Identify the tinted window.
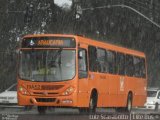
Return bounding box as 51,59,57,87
133,57,146,78
117,53,125,75
133,57,141,77
88,46,98,72
106,50,116,74
97,48,106,73
126,55,134,76
140,58,146,78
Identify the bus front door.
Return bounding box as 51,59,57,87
77,48,89,107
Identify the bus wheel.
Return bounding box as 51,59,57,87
37,106,47,114
125,93,132,113
154,103,159,111
88,93,97,114
79,108,88,114
115,107,123,113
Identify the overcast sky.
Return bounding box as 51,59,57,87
54,0,72,8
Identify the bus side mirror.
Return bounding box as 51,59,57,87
78,51,83,59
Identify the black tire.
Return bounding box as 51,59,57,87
115,107,123,113
24,106,33,111
155,103,159,111
48,106,55,111
88,93,97,114
79,108,88,114
124,93,132,113
37,106,47,114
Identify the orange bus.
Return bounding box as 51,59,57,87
17,34,147,114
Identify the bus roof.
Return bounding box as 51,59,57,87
76,35,145,57
23,34,75,38
23,34,145,57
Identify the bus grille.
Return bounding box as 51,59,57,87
41,85,64,90
33,92,58,95
36,98,56,102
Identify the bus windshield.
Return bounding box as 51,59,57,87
19,49,76,82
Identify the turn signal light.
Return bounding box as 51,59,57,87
19,86,30,95
62,86,75,96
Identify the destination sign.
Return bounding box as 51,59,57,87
22,37,76,48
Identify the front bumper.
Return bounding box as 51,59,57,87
144,103,155,109
0,99,17,105
18,93,77,107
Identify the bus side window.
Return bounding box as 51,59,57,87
126,55,134,77
133,57,146,78
133,56,141,77
88,46,98,72
97,48,106,73
117,53,125,75
106,50,116,74
78,49,88,78
140,58,146,78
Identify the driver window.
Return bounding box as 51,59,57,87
78,49,88,78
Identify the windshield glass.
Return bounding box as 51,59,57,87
19,49,76,82
147,90,157,97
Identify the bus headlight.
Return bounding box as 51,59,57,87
19,86,30,95
62,86,75,96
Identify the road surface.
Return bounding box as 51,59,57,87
0,106,160,120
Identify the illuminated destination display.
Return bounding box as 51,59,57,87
22,37,76,48
37,40,64,46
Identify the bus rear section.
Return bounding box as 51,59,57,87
76,36,147,113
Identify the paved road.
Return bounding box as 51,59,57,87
0,106,160,120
